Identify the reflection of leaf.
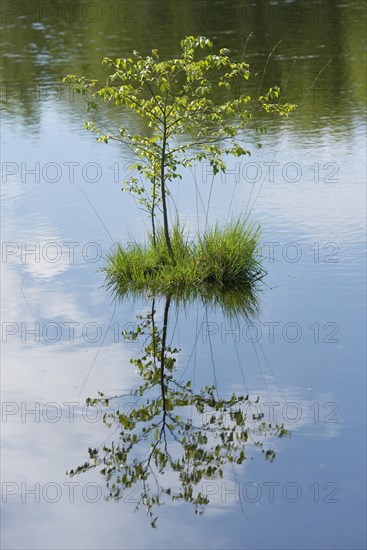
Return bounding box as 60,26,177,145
151,517,158,528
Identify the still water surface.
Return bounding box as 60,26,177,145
1,1,366,548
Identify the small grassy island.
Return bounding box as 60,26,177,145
65,36,294,293
106,221,263,293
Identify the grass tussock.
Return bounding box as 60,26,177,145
104,220,265,296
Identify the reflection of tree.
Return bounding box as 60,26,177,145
68,295,289,527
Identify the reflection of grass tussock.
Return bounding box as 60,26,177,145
104,221,265,317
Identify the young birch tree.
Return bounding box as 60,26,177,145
65,36,294,256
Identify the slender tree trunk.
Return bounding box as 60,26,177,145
160,123,173,257
151,177,157,247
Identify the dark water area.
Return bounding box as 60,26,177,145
1,1,366,548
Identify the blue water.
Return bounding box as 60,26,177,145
1,1,366,548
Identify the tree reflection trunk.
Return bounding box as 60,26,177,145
160,295,171,444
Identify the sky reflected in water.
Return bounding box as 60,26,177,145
1,1,366,548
